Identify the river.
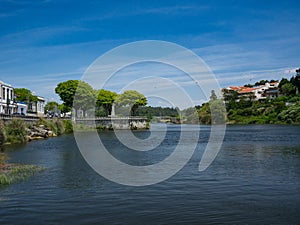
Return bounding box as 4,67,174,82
0,124,299,224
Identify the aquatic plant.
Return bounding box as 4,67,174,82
0,153,6,164
0,164,44,186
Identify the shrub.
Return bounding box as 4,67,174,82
36,118,65,135
5,119,27,144
62,120,73,133
0,121,6,146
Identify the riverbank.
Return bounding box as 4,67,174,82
0,118,72,185
0,118,73,146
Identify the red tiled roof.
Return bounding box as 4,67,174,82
238,87,258,94
228,86,241,91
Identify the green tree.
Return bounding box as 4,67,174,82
44,101,59,113
255,80,269,86
197,103,211,124
58,104,71,115
280,83,296,96
73,81,96,117
55,80,79,109
14,88,38,103
55,80,95,117
290,74,300,93
115,90,147,116
96,89,117,116
210,99,226,124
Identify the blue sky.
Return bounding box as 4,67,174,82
0,0,299,107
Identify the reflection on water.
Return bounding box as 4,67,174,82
0,125,299,224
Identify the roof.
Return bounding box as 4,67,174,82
238,87,258,94
228,86,241,91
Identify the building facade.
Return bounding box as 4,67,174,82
27,96,45,117
225,82,279,101
0,81,16,114
16,102,27,115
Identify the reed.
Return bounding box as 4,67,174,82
0,164,44,186
5,119,27,144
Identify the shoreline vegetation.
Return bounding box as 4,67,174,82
0,152,44,186
1,70,300,185
0,118,74,146
0,118,73,186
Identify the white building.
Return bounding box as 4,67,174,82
27,96,45,117
0,81,16,114
16,102,27,115
226,82,279,101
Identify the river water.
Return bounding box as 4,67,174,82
0,124,299,224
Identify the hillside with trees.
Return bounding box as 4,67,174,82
184,69,300,125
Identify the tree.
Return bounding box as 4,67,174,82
279,78,290,89
115,90,147,116
44,101,59,112
59,104,71,115
73,81,96,117
96,89,117,116
55,80,95,117
290,74,300,93
14,88,38,103
210,99,226,124
255,80,269,86
280,83,296,96
55,80,79,109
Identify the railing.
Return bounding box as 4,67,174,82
0,114,147,121
0,114,42,121
75,116,148,121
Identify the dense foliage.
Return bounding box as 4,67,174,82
115,90,147,116
182,74,300,125
14,88,38,103
55,81,147,117
95,89,117,117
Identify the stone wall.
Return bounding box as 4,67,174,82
75,117,149,130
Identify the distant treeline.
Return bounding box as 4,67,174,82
135,106,179,117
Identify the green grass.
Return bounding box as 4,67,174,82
4,119,27,144
0,164,44,186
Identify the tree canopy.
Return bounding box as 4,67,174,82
44,101,59,112
14,88,38,103
115,90,147,116
55,80,95,116
96,89,117,116
55,80,79,109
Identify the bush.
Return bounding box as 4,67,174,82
62,120,73,134
36,118,65,135
0,121,6,146
5,119,27,144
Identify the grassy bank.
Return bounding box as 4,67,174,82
0,118,73,186
0,118,74,145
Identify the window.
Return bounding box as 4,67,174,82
2,87,5,100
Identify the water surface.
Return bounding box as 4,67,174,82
1,125,299,224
